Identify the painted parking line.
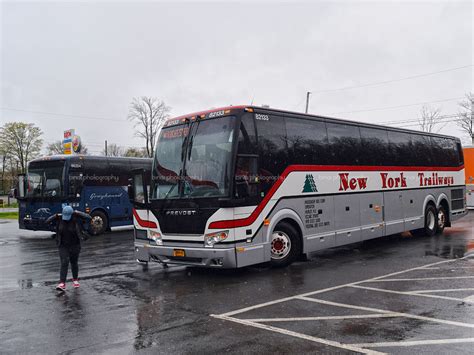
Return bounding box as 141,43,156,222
296,296,474,329
245,313,400,323
213,314,386,355
349,284,474,303
411,288,474,294
212,256,473,352
350,338,474,348
218,258,460,318
367,276,474,282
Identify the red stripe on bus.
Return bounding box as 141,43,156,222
208,164,464,230
133,208,158,229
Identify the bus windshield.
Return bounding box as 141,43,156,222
26,161,65,198
152,116,235,199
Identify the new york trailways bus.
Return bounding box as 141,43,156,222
129,105,467,268
16,155,152,235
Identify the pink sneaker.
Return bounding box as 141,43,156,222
72,279,80,288
56,282,66,291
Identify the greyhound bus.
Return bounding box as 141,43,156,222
17,155,152,235
130,106,467,268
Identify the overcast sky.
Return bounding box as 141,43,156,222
1,0,472,154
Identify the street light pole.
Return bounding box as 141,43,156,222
305,92,311,114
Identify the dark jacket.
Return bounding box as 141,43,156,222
46,211,92,247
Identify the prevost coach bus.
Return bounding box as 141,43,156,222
130,105,466,268
17,155,152,235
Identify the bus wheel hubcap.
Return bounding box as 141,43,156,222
271,232,291,260
91,216,103,231
438,210,446,229
427,211,435,230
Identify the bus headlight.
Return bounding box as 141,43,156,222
148,230,162,245
204,231,229,248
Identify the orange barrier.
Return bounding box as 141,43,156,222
465,147,474,208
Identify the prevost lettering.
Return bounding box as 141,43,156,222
165,210,197,216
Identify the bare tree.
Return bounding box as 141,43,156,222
124,147,147,158
102,143,124,157
0,122,43,173
46,140,89,155
418,105,443,133
128,97,170,157
46,141,64,155
456,93,474,144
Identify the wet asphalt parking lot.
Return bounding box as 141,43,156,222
1,213,473,354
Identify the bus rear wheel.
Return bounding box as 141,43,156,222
270,222,301,268
436,206,447,234
89,210,108,235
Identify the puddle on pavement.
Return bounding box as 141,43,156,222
424,235,474,259
0,279,40,290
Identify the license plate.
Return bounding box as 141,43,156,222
173,249,185,257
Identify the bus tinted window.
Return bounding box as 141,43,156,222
457,142,464,165
285,117,328,165
388,131,412,166
83,158,111,186
411,134,432,166
359,127,389,165
109,159,132,185
326,122,361,165
255,115,287,192
431,137,458,167
237,113,257,154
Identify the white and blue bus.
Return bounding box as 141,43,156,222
17,155,151,235
130,106,466,268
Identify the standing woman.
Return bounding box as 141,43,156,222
46,206,91,291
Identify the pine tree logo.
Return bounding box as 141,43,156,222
302,174,318,193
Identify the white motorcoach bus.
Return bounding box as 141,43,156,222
130,106,467,268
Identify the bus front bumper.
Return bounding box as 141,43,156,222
135,243,237,268
21,217,54,231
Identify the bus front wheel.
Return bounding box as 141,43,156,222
270,221,302,268
89,210,108,235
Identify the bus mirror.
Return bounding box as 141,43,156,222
17,174,26,200
127,183,134,202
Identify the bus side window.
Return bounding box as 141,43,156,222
285,117,328,165
388,131,413,166
411,134,433,166
360,127,389,166
255,114,287,194
237,113,257,154
430,137,454,167
326,122,362,165
457,142,464,165
68,172,83,197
